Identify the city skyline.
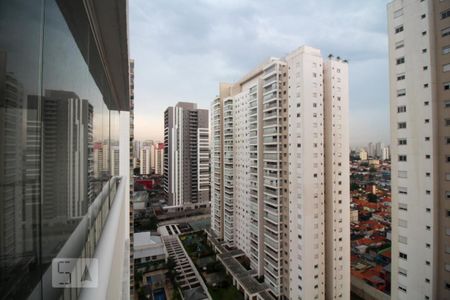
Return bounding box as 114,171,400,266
130,0,391,146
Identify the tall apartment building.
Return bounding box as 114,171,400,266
164,102,209,208
388,0,450,299
382,146,391,161
140,142,153,175
0,50,24,282
211,45,349,299
39,90,94,220
368,142,376,158
0,0,131,298
154,142,164,175
376,142,385,158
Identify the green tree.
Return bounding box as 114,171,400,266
367,193,378,203
350,183,360,191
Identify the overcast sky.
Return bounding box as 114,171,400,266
130,0,391,148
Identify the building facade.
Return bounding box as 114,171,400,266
164,102,209,209
0,0,131,299
140,142,153,175
388,0,450,299
154,142,164,175
211,46,349,299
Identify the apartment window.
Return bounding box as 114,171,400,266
399,186,408,194
395,40,404,49
424,66,428,70
446,119,450,126
398,122,407,129
422,31,427,36
445,82,450,90
447,155,450,162
446,173,450,181
398,235,408,244
443,27,450,37
443,45,450,55
394,8,403,18
399,218,408,227
422,48,427,53
397,73,406,81
425,101,429,106
446,191,450,199
444,64,450,73
397,89,406,96
447,210,450,217
399,203,408,211
398,106,407,113
395,25,404,34
399,284,407,293
398,267,408,277
399,252,408,260
396,57,405,65
398,138,407,145
442,9,450,19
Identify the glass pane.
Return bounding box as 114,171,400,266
0,0,44,298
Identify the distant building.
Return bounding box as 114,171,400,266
111,145,120,176
368,142,375,158
211,46,350,299
133,232,166,268
382,146,390,161
140,141,153,175
359,149,368,160
164,102,209,208
132,157,140,169
154,143,164,175
133,140,140,160
351,210,359,223
375,142,384,158
366,184,377,195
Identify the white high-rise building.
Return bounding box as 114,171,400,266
376,142,384,158
140,143,152,175
382,146,390,161
164,102,209,208
153,142,164,175
368,142,375,158
111,145,120,176
388,0,450,299
211,45,349,299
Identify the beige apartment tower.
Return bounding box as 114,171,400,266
164,102,209,208
388,0,450,299
211,45,350,300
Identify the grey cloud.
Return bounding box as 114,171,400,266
131,0,391,145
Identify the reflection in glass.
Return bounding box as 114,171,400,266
0,0,121,298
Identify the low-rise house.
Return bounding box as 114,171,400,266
134,231,166,268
